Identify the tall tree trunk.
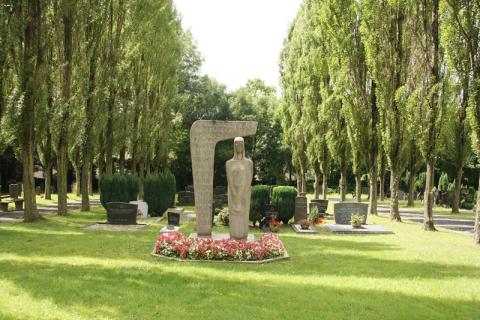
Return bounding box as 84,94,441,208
322,173,328,200
390,166,402,221
45,162,52,200
368,80,378,215
88,168,93,196
57,3,73,216
313,168,320,199
355,172,362,202
474,176,480,244
408,169,416,207
138,161,145,200
339,159,347,202
452,87,467,214
423,158,436,231
379,155,386,201
22,0,42,222
119,146,126,174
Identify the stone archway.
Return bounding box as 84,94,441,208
190,120,257,236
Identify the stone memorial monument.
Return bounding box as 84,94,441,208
226,137,253,240
190,120,257,237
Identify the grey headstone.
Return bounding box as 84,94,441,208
309,199,328,213
294,195,308,223
333,202,368,225
9,184,19,199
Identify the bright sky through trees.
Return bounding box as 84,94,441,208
173,0,302,92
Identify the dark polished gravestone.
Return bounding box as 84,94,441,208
333,202,368,225
106,202,138,225
177,191,195,206
167,210,181,227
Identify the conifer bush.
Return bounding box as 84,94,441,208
100,174,139,209
250,185,271,225
271,186,297,224
144,171,176,216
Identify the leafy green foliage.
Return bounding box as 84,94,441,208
250,185,270,224
217,208,229,226
271,186,297,224
100,174,139,209
438,172,449,191
144,171,176,217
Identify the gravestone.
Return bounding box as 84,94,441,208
35,186,42,195
190,120,257,237
398,190,405,201
9,184,19,199
361,186,370,195
214,186,227,195
294,193,308,223
185,185,194,192
168,211,180,227
177,191,195,206
129,200,148,219
333,202,368,225
309,199,328,214
106,202,138,225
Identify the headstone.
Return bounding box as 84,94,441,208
294,193,308,223
167,210,181,227
9,184,19,199
309,199,328,213
333,202,368,225
398,190,405,201
177,191,195,206
106,202,138,225
129,201,148,219
185,185,194,192
226,137,253,240
35,186,42,195
361,186,370,195
190,120,257,237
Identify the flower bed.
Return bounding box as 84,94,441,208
154,232,286,261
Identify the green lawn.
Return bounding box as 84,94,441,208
35,193,100,206
0,206,479,319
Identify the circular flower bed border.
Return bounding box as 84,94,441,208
151,232,289,264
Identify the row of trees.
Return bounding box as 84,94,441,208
0,0,183,221
280,0,480,243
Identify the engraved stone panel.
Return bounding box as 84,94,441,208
333,202,368,225
190,120,257,236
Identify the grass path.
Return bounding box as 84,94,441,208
0,206,479,319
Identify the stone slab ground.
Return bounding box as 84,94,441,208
83,223,149,231
291,224,318,233
324,224,394,234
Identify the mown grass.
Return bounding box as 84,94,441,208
0,206,479,319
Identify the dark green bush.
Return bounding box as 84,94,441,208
100,174,139,209
250,185,270,225
144,171,176,216
271,186,297,224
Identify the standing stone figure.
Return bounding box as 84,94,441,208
226,137,253,240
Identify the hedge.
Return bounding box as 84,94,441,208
271,186,297,224
100,174,139,209
250,185,270,225
144,171,176,216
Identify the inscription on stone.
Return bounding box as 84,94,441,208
333,202,368,225
190,120,257,236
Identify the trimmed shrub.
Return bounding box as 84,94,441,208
250,185,270,225
438,172,449,191
144,171,176,216
100,174,139,209
271,186,297,224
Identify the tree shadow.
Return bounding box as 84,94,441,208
0,257,477,319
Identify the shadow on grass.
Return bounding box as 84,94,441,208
0,256,477,320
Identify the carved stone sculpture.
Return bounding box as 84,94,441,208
226,137,253,240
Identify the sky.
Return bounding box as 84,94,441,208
173,0,303,93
